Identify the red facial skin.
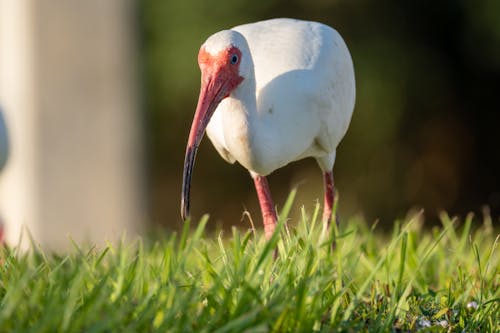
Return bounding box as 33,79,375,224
181,46,243,220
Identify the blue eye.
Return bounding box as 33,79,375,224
230,54,239,64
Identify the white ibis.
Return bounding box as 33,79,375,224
181,18,355,239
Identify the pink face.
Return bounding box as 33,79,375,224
181,45,244,220
189,46,244,146
198,46,243,94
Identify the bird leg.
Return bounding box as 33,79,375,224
252,175,278,240
322,170,338,227
322,170,340,250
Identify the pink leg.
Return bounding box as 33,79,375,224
253,175,278,239
322,171,337,227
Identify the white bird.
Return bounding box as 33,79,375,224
181,18,355,239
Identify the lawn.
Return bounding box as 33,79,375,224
0,191,498,332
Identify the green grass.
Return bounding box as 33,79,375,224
0,191,498,332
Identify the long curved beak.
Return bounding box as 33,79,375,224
181,74,228,220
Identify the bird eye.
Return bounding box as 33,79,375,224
230,54,239,64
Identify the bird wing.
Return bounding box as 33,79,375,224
233,18,325,93
234,18,355,152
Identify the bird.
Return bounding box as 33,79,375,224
181,18,355,239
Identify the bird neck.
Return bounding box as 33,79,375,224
231,75,257,113
220,74,260,170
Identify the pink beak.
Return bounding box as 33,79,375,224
181,72,231,220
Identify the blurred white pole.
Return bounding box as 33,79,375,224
0,0,38,248
0,0,144,251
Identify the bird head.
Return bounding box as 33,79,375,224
181,30,250,220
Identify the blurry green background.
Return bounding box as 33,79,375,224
140,0,500,229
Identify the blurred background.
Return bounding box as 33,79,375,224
0,0,499,249
142,0,500,228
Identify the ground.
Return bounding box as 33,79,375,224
0,191,498,332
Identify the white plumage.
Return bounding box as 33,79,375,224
182,18,355,238
205,18,355,175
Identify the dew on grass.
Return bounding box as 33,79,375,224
466,301,478,310
417,317,431,328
